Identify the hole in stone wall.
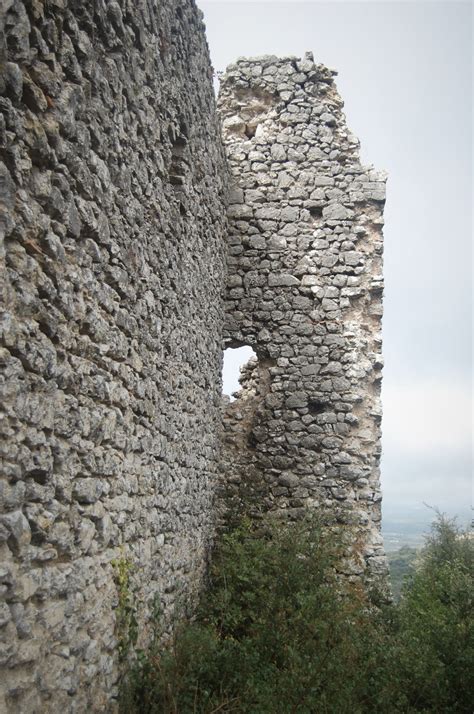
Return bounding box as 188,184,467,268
168,121,189,188
169,135,188,186
308,399,327,415
27,468,49,485
309,206,323,219
244,123,257,139
222,345,257,400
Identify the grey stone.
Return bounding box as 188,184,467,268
285,392,307,408
268,273,300,287
278,472,299,488
322,203,351,220
271,144,286,161
219,53,386,602
1,511,31,550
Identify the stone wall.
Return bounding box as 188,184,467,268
219,55,386,578
0,0,227,710
0,3,388,707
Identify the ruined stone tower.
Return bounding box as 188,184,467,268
219,55,386,577
0,2,386,710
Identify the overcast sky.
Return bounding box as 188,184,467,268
201,0,472,521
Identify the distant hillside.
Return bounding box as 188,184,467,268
382,505,471,553
388,545,419,599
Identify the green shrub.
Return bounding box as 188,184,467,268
120,514,473,713
388,516,474,713
122,517,391,713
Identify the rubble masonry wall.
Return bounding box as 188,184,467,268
219,54,386,578
0,5,387,711
0,0,227,710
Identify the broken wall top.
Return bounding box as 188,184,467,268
218,53,387,578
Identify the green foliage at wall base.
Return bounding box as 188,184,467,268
119,515,473,713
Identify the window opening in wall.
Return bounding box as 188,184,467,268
222,345,257,400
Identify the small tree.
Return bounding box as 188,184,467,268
391,515,473,713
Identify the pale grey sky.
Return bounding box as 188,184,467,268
205,1,473,520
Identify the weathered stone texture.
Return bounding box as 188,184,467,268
219,54,386,578
1,4,388,706
0,0,227,710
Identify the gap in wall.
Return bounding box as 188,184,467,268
222,345,257,400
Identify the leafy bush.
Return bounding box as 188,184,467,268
120,514,473,713
388,516,474,713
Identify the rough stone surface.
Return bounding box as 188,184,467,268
1,6,387,710
219,54,387,578
0,1,227,710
